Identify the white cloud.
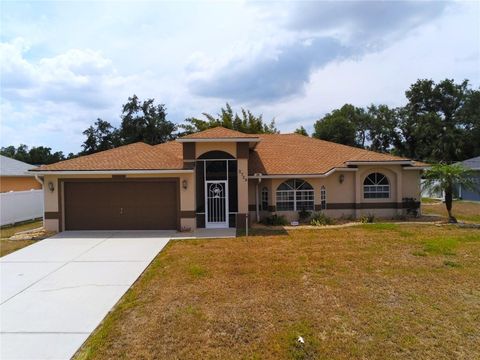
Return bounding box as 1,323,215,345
0,1,478,153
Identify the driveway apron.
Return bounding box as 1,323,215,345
0,231,172,360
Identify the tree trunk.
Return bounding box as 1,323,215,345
444,187,457,223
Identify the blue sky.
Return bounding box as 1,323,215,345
1,0,479,154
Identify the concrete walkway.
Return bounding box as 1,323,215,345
0,231,174,360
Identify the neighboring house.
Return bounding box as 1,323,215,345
457,156,480,201
0,155,42,192
30,127,426,233
0,155,44,226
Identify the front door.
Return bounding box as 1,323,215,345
205,180,229,228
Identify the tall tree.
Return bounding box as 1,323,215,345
0,145,65,164
181,103,278,135
312,105,365,147
119,95,177,145
367,104,400,153
313,114,357,146
398,79,475,162
81,119,120,155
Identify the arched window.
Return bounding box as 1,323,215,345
320,186,327,210
276,179,314,211
261,187,268,211
363,173,390,199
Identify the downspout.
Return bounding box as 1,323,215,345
34,174,44,187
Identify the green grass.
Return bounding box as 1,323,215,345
423,237,458,255
0,220,42,240
75,225,480,360
361,223,399,231
0,220,43,257
421,197,442,204
187,264,208,278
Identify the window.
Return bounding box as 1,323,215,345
276,179,314,211
363,173,390,199
261,187,268,211
320,186,327,210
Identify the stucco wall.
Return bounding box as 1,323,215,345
42,172,195,232
195,142,236,158
248,166,422,222
0,176,42,193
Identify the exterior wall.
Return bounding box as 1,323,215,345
0,176,42,192
42,172,195,232
195,142,236,158
248,166,422,223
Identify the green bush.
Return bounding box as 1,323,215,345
262,214,288,226
310,212,334,226
298,209,311,223
360,213,375,223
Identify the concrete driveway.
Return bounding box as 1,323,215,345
0,231,173,360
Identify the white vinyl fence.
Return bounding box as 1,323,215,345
0,189,43,226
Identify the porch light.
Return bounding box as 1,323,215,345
48,181,55,192
339,174,345,184
182,179,188,190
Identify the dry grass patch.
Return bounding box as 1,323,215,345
422,200,480,223
77,225,480,360
0,220,42,257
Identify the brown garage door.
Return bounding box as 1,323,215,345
64,180,178,230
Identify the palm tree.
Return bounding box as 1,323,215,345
423,163,476,223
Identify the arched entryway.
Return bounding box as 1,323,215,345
196,151,238,228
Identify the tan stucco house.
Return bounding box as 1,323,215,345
30,127,426,233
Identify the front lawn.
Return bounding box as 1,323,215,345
422,199,480,223
0,220,43,257
77,224,480,359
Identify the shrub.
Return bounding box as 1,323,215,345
298,208,311,223
262,214,288,226
310,212,334,226
360,213,375,223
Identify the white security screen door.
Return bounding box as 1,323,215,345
205,180,229,228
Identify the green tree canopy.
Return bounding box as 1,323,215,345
119,95,177,145
81,119,120,155
397,79,478,162
294,126,308,136
313,115,357,146
0,145,66,165
181,103,278,135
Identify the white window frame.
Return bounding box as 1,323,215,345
276,179,314,211
320,186,327,210
363,173,390,199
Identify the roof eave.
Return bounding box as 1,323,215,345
345,160,413,166
248,167,358,179
28,169,194,175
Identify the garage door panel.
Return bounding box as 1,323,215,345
64,180,178,230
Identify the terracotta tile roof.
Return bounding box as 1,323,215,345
32,142,184,171
180,126,259,139
248,134,420,175
32,129,425,173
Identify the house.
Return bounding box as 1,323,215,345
457,156,480,201
30,127,426,232
0,155,42,192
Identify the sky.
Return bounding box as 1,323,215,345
1,0,479,154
